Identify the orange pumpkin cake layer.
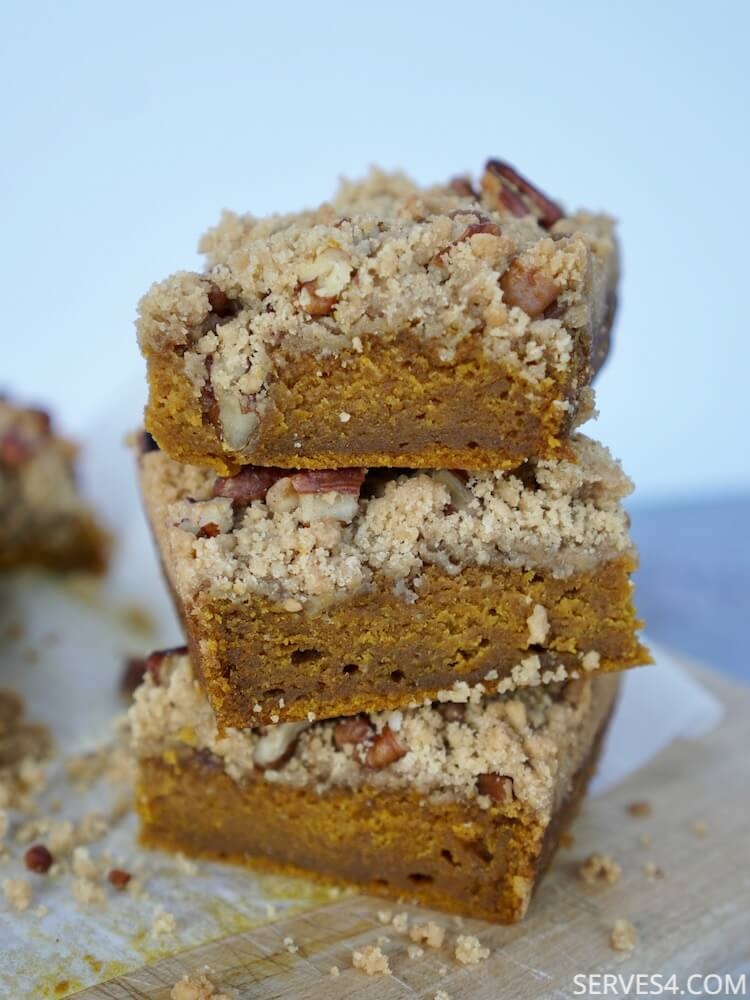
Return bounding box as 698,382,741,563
132,650,619,923
137,159,618,474
138,434,647,727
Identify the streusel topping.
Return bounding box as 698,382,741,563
129,653,619,820
140,434,634,606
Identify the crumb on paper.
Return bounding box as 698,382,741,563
435,992,452,1000
690,820,707,837
376,934,390,947
610,918,637,952
407,944,424,959
151,904,177,937
392,911,409,933
72,845,99,879
377,909,392,925
329,965,340,977
409,920,445,948
170,970,232,1000
643,862,664,881
283,935,299,954
455,934,490,965
626,800,652,818
579,851,622,886
352,944,391,976
3,877,32,911
71,877,106,906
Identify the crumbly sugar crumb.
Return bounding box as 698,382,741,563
454,934,490,965
351,944,391,975
170,971,232,1000
151,904,177,937
130,654,618,820
579,852,622,886
391,911,409,933
144,434,634,607
409,921,445,948
407,944,424,959
3,877,32,911
610,918,638,952
329,966,339,978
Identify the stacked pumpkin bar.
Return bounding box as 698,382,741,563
131,159,649,923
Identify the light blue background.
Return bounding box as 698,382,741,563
1,0,747,502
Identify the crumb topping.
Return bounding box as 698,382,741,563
141,434,633,607
351,943,391,976
137,162,617,455
130,653,618,820
454,934,490,965
578,852,622,886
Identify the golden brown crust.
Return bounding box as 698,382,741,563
136,702,612,924
184,558,646,727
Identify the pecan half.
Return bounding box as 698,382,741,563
290,468,366,495
333,714,375,750
500,260,560,317
212,466,288,504
482,159,563,229
144,646,188,685
197,521,220,539
477,773,514,802
365,726,407,769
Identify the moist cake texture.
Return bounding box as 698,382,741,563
132,650,619,922
137,159,618,473
138,435,648,726
0,398,108,572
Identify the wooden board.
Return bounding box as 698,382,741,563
75,665,750,999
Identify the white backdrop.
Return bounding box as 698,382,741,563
1,0,747,502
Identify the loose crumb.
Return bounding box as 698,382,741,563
72,845,99,879
626,800,652,818
643,862,664,881
151,904,177,937
170,971,232,1000
409,920,445,948
71,877,106,906
391,911,409,933
435,992,452,1000
283,935,299,954
610,918,637,952
454,934,490,965
579,852,622,886
329,966,340,978
407,944,424,959
690,821,707,837
377,909,392,924
3,877,32,911
352,944,391,976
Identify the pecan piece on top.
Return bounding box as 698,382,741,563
500,260,560,317
290,468,366,495
449,176,479,199
144,646,188,685
213,466,289,504
365,726,407,769
333,714,375,750
481,159,563,229
434,221,502,265
477,773,515,803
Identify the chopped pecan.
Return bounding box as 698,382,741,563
477,773,514,802
0,431,36,468
290,468,366,495
365,726,406,769
107,868,132,890
212,466,288,504
206,283,235,318
437,703,466,723
24,844,53,873
500,259,560,317
299,282,338,317
449,177,479,199
120,657,147,697
435,221,502,264
144,646,188,685
482,159,563,228
298,247,353,317
197,521,220,539
333,714,375,750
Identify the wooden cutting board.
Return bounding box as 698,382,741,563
75,664,750,999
